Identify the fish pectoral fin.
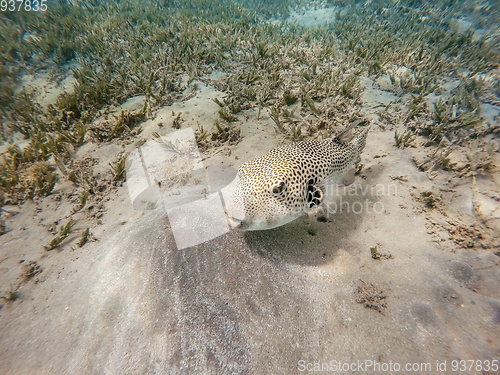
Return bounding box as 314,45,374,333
306,183,324,209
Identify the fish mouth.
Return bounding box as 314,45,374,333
238,213,302,231
226,214,243,229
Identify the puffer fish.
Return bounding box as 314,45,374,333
223,121,371,231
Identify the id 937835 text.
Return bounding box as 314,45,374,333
1,0,47,12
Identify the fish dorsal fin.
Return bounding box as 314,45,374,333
334,119,373,143
335,119,362,143
349,121,372,154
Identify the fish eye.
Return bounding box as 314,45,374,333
271,181,286,195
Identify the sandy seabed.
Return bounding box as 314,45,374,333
1,8,500,375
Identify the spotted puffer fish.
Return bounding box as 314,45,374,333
223,122,371,231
